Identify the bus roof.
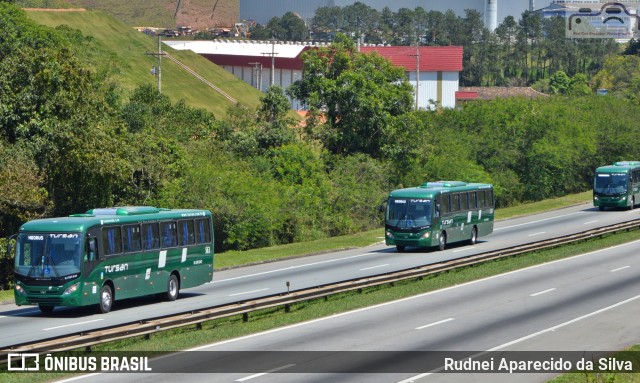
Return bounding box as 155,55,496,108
19,206,211,233
595,161,640,173
389,181,492,198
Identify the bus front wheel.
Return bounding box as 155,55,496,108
438,232,447,251
396,245,406,252
98,285,113,314
166,274,179,302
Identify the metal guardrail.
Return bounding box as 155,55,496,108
2,218,639,355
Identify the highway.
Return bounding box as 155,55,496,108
50,227,640,382
0,204,639,350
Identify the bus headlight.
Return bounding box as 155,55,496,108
420,232,431,239
15,284,26,296
385,230,394,239
63,283,80,295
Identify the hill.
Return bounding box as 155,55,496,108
26,8,262,119
64,0,239,30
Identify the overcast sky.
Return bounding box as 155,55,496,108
427,0,555,22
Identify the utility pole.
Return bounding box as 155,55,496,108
410,38,421,110
261,40,278,87
248,62,263,90
146,34,166,93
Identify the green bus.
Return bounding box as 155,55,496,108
593,161,640,210
385,181,494,252
12,206,214,314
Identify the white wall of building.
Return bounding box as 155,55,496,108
408,71,459,110
221,65,304,110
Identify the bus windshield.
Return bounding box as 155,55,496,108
594,173,628,196
15,233,82,278
386,198,432,228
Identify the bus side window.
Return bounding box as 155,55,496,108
487,189,494,207
451,193,460,212
470,192,477,209
102,227,122,256
461,192,468,211
478,191,485,208
178,220,195,246
142,223,159,250
122,225,141,253
195,218,212,244
441,194,450,215
161,222,177,248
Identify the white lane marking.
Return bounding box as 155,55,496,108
415,318,454,330
360,264,389,271
611,266,631,273
453,247,475,253
235,364,296,381
494,211,581,231
43,319,104,331
229,288,269,297
584,220,599,225
189,239,640,352
397,293,640,383
528,231,546,237
530,288,556,297
48,373,103,382
213,253,374,283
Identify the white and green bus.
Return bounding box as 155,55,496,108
385,181,494,252
593,161,640,210
12,206,213,314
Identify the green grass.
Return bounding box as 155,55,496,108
25,8,263,119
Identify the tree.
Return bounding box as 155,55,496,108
256,86,296,149
549,70,571,94
289,33,414,157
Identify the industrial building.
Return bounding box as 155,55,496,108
163,40,463,109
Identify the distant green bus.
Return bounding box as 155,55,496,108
12,206,214,314
385,181,494,252
593,161,640,211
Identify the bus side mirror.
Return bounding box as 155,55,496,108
378,198,388,213
5,234,17,257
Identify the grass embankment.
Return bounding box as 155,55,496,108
25,8,264,118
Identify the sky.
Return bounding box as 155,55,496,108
426,0,555,22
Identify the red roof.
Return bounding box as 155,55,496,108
360,46,463,72
455,91,479,100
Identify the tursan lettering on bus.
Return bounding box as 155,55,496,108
104,263,129,273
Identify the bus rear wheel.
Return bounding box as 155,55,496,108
166,274,179,302
98,285,113,314
39,304,54,314
438,232,447,251
469,227,478,245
